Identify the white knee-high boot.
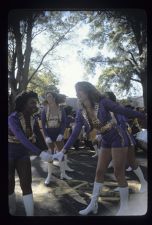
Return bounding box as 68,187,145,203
92,145,98,158
45,163,53,185
64,154,74,171
108,160,113,168
133,166,147,193
116,187,129,216
60,160,72,180
79,182,103,215
9,192,16,215
23,193,34,216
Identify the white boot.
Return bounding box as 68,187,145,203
79,182,103,215
9,192,16,215
133,167,147,193
23,193,34,216
45,163,54,185
64,155,74,171
92,145,98,158
126,166,132,171
113,187,119,192
108,160,113,168
116,187,129,216
53,160,60,167
60,161,72,180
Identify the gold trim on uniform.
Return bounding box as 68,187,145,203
82,103,116,134
8,112,36,144
8,134,36,144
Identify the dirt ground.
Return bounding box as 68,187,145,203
13,147,147,217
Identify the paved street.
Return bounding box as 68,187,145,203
13,147,147,216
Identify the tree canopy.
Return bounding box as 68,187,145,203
8,10,147,113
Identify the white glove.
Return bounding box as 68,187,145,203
56,134,63,142
53,151,64,161
82,132,87,139
96,134,102,142
39,151,53,162
45,137,52,144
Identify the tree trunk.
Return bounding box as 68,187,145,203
19,15,33,92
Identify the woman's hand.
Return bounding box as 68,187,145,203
45,137,52,144
56,134,63,142
39,151,53,162
53,150,65,161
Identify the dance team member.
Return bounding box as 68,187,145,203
8,91,53,216
54,81,146,215
105,91,147,193
41,91,72,184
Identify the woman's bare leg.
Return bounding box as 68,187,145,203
112,147,128,187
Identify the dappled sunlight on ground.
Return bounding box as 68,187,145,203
13,148,147,216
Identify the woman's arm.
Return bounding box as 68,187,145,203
64,110,84,150
8,114,41,155
102,98,145,119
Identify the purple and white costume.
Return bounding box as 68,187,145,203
115,114,136,146
8,112,43,160
64,97,145,150
41,105,66,141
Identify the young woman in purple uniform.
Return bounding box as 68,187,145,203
53,82,146,216
105,92,147,194
8,91,53,216
41,91,72,184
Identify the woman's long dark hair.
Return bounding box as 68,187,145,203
75,81,103,107
105,91,116,102
46,91,66,105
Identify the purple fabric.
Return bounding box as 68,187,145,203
64,98,145,150
44,128,64,142
41,107,66,138
116,114,136,146
8,112,41,156
101,98,145,121
64,110,84,149
99,126,129,148
8,143,30,160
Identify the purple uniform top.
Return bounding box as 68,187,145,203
41,106,66,141
64,97,145,150
8,112,42,155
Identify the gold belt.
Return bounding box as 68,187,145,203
8,135,36,144
100,121,115,134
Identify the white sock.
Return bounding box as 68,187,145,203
23,194,34,216
133,166,147,184
92,182,102,195
9,192,16,215
119,186,129,210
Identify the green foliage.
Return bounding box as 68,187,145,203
27,69,59,98
80,10,146,106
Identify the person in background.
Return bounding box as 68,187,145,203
105,92,147,193
8,91,53,216
63,105,75,171
64,105,75,145
41,91,72,184
53,81,146,216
